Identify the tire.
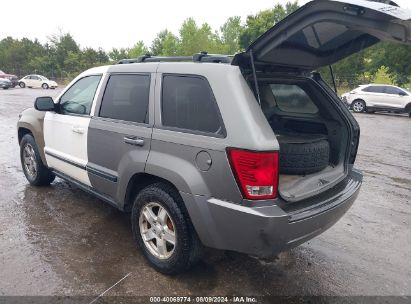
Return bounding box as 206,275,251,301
351,99,366,113
19,82,25,88
131,183,203,274
20,134,55,186
3,87,9,90
405,104,411,118
42,83,49,89
277,133,330,175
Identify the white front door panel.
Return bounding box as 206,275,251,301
44,112,91,186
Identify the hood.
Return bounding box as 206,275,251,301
232,0,411,70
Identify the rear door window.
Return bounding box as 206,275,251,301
99,74,150,123
161,75,224,136
267,84,318,114
362,86,384,93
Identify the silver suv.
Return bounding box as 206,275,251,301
17,0,411,273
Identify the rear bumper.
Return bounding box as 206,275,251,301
181,169,362,257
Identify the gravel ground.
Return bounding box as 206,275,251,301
0,87,410,301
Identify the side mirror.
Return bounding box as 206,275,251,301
399,91,407,96
34,96,55,111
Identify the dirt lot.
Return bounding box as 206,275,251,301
0,87,410,299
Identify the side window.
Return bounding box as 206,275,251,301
99,74,150,123
161,75,224,136
268,84,318,114
363,86,384,93
60,75,102,115
384,86,403,95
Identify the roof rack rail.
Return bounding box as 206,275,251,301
117,52,232,64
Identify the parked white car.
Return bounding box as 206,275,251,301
342,84,411,117
18,75,58,89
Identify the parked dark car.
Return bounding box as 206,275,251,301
0,70,18,87
0,78,13,89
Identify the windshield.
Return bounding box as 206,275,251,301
40,76,49,81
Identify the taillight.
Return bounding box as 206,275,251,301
227,148,279,200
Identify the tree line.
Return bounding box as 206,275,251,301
1,1,411,90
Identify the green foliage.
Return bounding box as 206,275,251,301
239,1,299,49
364,42,411,86
1,1,411,86
108,48,129,61
178,18,218,55
373,66,393,84
219,16,243,54
128,41,149,58
150,30,171,56
161,32,179,56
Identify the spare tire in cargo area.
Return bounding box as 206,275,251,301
276,132,330,175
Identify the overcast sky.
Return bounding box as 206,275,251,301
2,0,411,51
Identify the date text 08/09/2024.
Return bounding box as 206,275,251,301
149,296,258,303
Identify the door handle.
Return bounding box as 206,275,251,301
71,126,84,134
124,136,145,146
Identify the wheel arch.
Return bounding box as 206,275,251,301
351,98,366,106
17,108,47,165
122,173,183,213
18,127,32,143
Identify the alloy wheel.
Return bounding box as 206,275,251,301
352,101,365,113
23,143,37,178
139,202,176,259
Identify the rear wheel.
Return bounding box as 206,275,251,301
405,104,411,118
131,183,203,274
42,83,49,89
19,82,25,88
352,99,366,113
20,134,55,186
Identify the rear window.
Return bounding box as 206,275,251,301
264,84,318,114
99,74,150,123
384,86,403,95
161,75,224,136
291,22,357,52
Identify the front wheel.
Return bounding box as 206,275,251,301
131,183,203,274
20,134,55,186
42,83,49,89
352,100,366,113
19,82,25,88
